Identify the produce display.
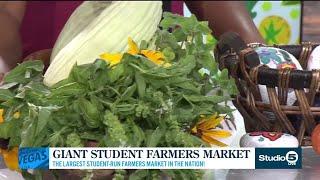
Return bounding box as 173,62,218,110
0,5,238,180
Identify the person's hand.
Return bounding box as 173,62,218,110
0,49,52,83
23,49,52,69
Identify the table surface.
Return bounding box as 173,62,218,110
0,147,319,180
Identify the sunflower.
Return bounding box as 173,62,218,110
100,37,170,67
191,113,232,147
0,109,20,171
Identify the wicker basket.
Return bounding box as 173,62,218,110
214,32,320,146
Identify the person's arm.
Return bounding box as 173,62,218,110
185,1,264,44
0,2,26,74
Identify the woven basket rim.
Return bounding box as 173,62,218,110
217,43,320,89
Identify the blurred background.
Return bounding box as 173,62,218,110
302,1,320,42
182,1,320,45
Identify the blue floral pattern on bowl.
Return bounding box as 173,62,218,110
255,47,297,70
256,47,282,64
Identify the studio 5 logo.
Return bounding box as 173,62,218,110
255,148,302,169
286,151,298,166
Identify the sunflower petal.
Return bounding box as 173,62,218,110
0,109,4,123
100,53,123,66
1,147,19,171
202,129,232,138
198,115,224,130
197,120,212,130
127,37,139,55
201,135,228,147
209,116,225,127
140,50,166,65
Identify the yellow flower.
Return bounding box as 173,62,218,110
100,37,170,67
0,109,4,123
0,147,19,171
191,113,232,147
140,50,167,65
100,53,123,67
127,37,139,55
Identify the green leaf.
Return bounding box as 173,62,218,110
135,72,146,98
0,122,12,139
124,118,145,147
129,170,148,180
78,98,101,128
162,47,175,61
49,82,87,98
36,106,61,135
66,133,83,147
172,28,187,42
0,89,14,101
20,104,60,147
120,84,136,101
4,60,44,84
146,127,165,147
183,94,230,104
80,131,104,141
0,82,19,89
107,64,125,83
175,81,201,94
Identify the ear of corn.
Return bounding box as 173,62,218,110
50,1,113,60
44,1,163,86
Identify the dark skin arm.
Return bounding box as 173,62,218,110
186,1,264,44
0,2,25,75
